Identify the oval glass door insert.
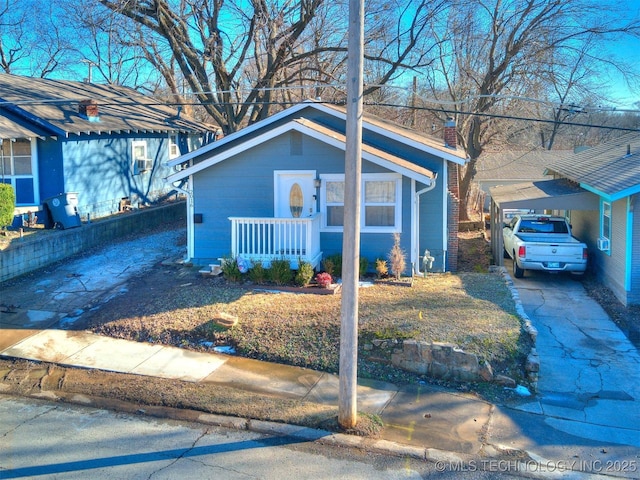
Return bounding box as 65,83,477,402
289,183,303,218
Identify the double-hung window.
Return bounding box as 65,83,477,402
1,138,37,205
321,173,402,232
168,134,180,159
132,140,150,174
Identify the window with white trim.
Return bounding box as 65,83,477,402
325,178,345,227
1,138,37,205
320,173,402,232
169,134,180,159
601,200,611,240
132,140,150,174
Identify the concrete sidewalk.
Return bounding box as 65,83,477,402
2,229,639,478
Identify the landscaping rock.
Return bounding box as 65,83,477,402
214,313,238,328
494,375,516,388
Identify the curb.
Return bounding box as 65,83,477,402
2,388,467,464
2,388,608,478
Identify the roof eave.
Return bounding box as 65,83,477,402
166,119,437,185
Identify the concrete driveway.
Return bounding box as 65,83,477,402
504,261,640,447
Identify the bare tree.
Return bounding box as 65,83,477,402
0,1,86,78
0,0,29,74
421,0,640,220
94,0,448,132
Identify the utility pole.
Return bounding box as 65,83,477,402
338,0,364,430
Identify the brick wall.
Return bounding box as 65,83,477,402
447,162,459,271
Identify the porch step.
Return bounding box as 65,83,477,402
199,264,223,277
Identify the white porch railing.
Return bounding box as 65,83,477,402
229,214,322,269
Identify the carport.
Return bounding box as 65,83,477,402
488,178,600,266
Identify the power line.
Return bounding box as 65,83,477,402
368,102,640,132
1,90,638,132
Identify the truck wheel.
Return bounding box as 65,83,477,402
513,258,524,278
503,248,510,259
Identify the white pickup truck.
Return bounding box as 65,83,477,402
503,215,588,278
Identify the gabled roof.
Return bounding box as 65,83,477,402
0,112,53,139
545,132,640,201
167,101,467,168
166,117,436,186
0,73,211,138
475,150,567,182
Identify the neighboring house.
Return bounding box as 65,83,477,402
0,73,212,224
545,132,640,306
166,102,468,275
474,150,564,210
489,132,640,306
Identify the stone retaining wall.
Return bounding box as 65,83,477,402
364,267,540,389
391,340,494,383
0,202,185,283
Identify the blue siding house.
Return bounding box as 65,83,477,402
489,132,640,306
166,102,468,274
0,73,212,224
545,133,640,306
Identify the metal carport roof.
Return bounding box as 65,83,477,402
488,178,599,266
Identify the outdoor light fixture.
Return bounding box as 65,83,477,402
314,178,322,188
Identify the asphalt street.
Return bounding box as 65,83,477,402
1,231,639,478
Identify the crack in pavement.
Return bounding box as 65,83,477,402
147,428,211,480
0,403,59,439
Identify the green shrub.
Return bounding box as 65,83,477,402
321,257,335,277
294,259,314,287
248,260,268,284
0,184,15,229
322,253,342,277
359,256,369,277
269,258,292,285
221,255,242,283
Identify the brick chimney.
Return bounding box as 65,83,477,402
444,117,457,148
79,99,99,121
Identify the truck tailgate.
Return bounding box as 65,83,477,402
523,242,586,264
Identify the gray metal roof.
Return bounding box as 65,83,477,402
545,132,640,200
475,150,567,182
489,178,599,210
0,73,211,138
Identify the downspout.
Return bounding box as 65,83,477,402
171,178,194,262
413,174,438,276
441,160,448,271
626,195,634,294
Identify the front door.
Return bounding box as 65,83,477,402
274,171,316,218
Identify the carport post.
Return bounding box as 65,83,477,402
490,199,504,267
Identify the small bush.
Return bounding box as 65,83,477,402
221,255,242,283
315,272,332,288
0,184,15,229
321,257,335,277
388,233,406,280
294,259,314,287
248,260,268,284
375,258,388,278
359,257,369,277
269,258,292,285
322,253,342,277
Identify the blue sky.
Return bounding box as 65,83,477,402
601,4,640,109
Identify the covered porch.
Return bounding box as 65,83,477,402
229,214,323,269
